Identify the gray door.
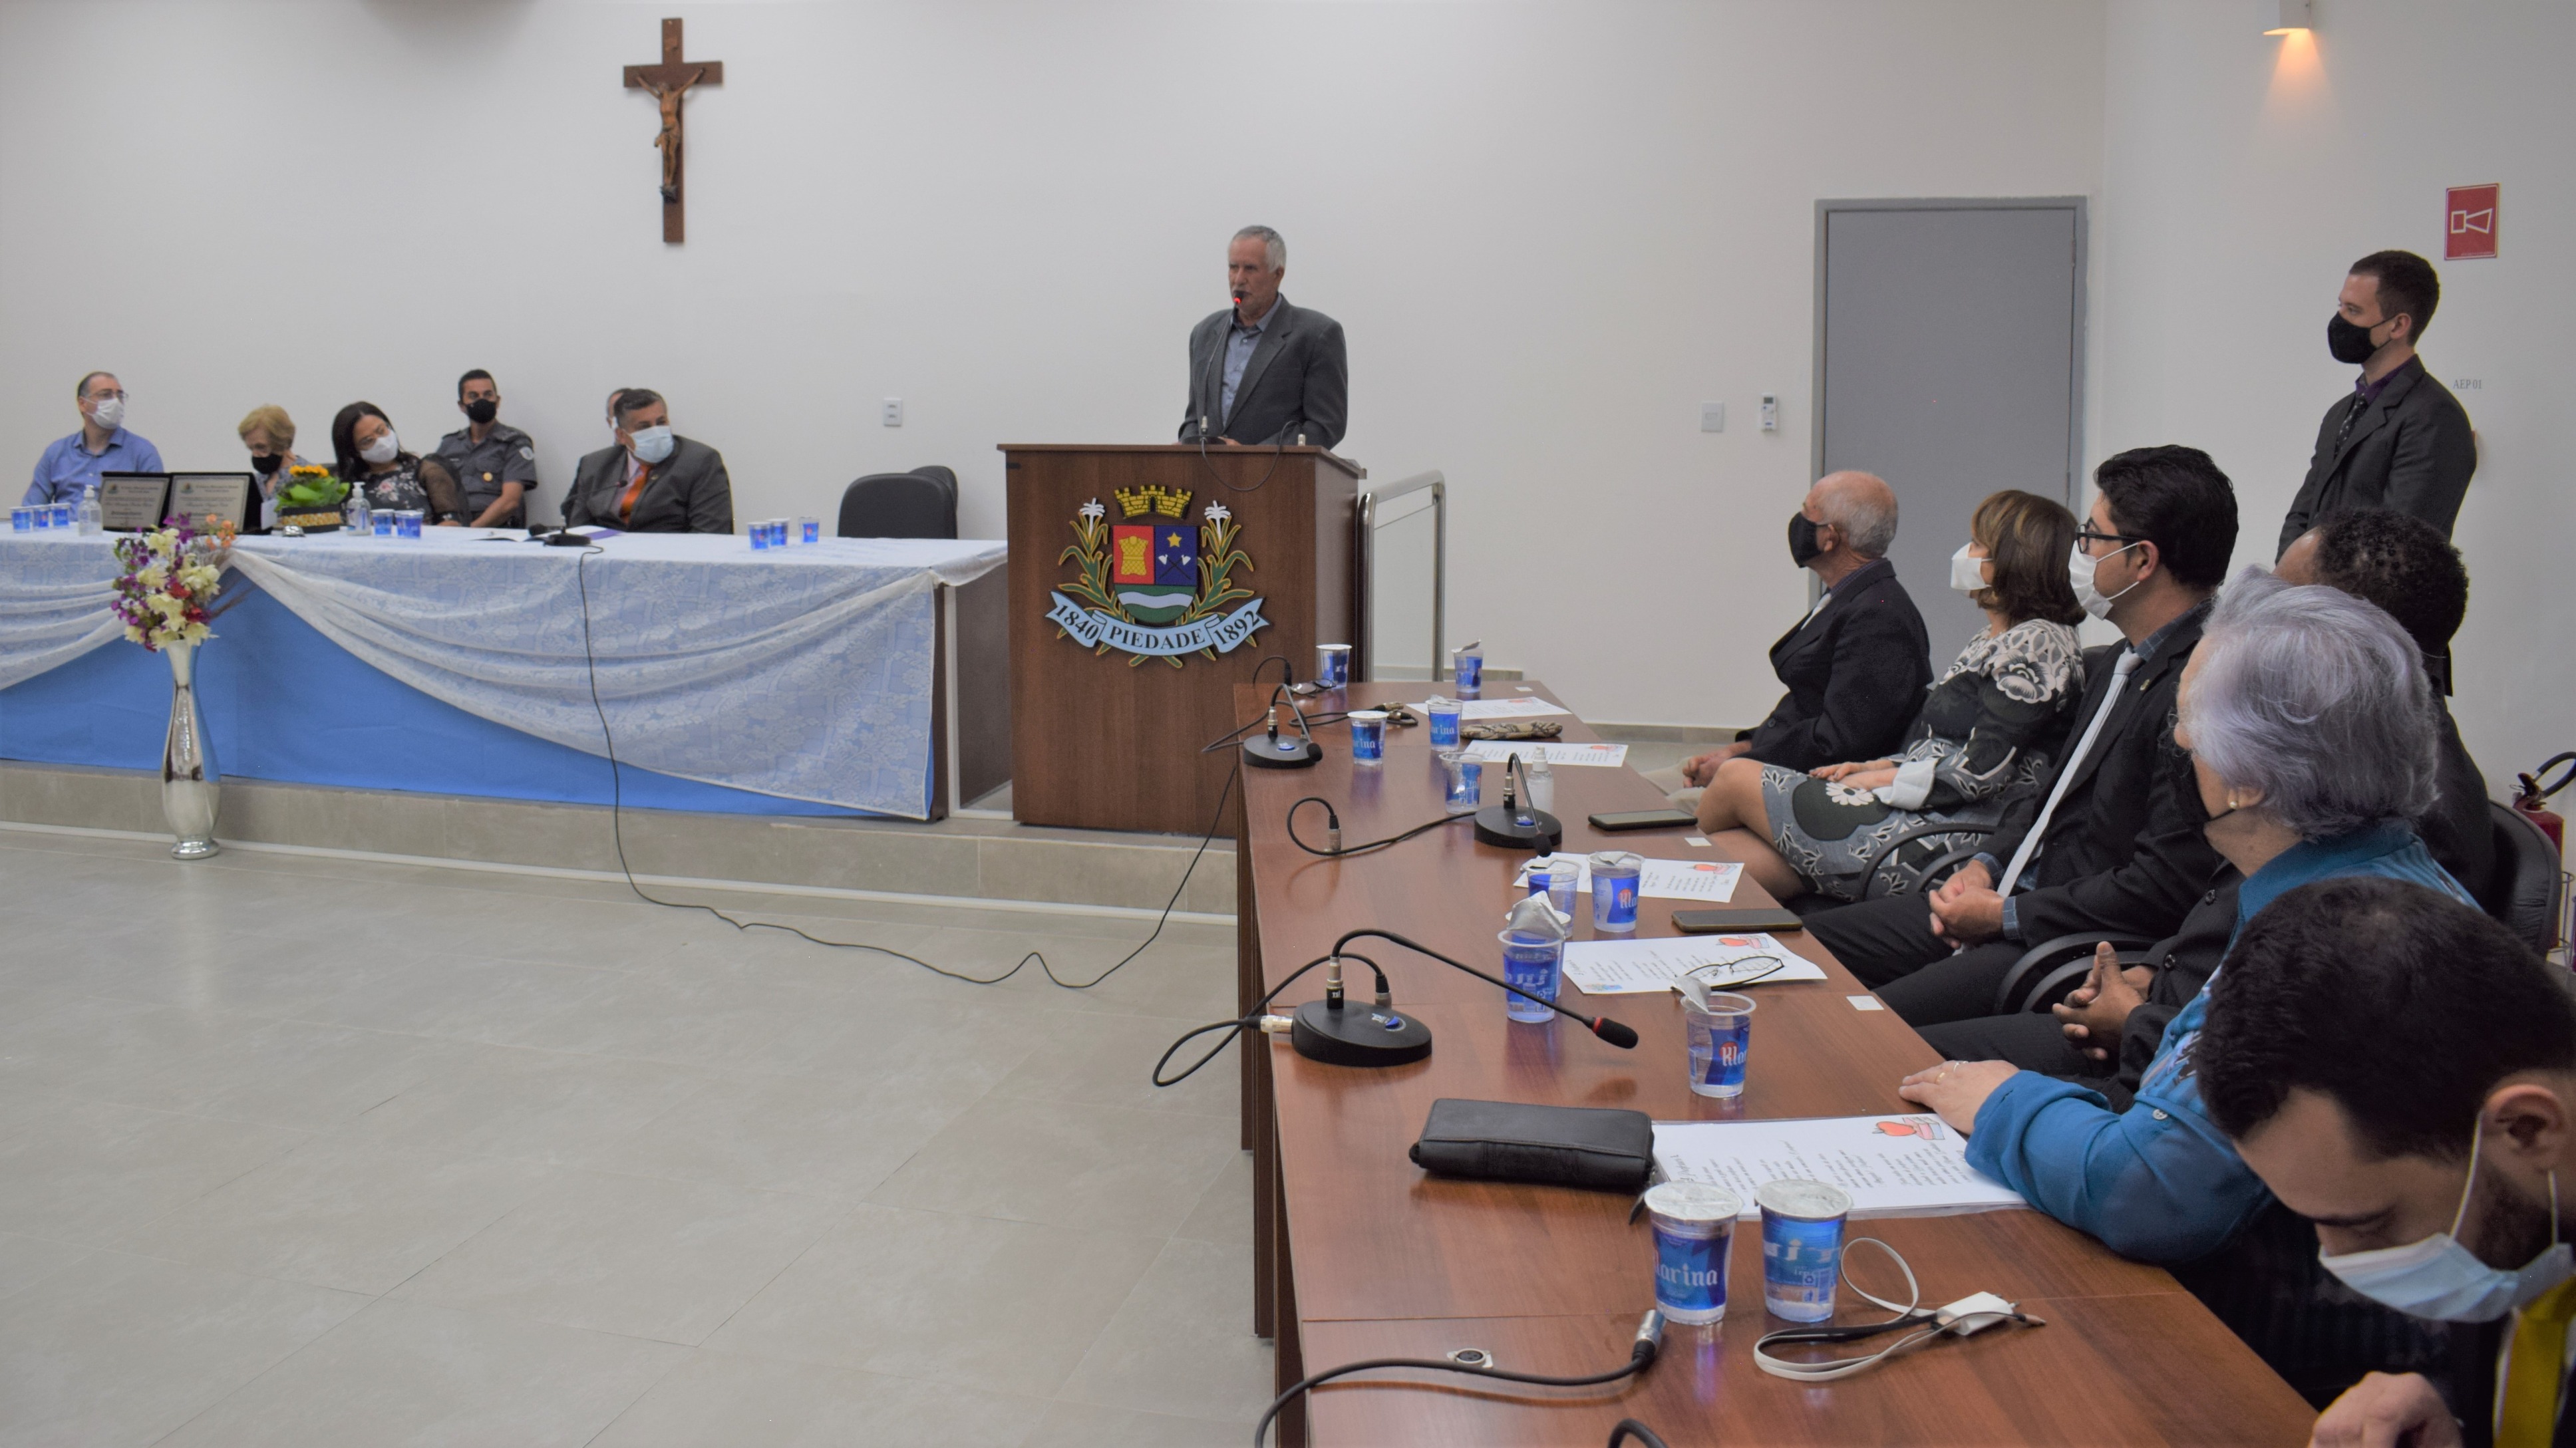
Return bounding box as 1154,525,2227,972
1815,199,2086,662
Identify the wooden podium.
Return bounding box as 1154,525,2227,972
1001,444,1363,835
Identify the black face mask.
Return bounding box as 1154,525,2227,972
1788,512,1825,567
464,399,499,425
2327,312,2386,365
249,453,282,474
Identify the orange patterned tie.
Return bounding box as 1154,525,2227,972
617,462,651,525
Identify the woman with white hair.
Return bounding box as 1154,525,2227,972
1889,569,2472,1264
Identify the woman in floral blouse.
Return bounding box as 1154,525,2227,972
1696,490,2088,903
329,401,466,526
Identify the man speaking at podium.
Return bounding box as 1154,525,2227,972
1180,225,1348,451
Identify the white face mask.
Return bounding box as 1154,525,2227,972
359,432,401,465
88,395,125,431
2068,541,2141,621
2317,1128,2572,1324
1949,544,1989,596
627,424,675,466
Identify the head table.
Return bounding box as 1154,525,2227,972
0,528,1005,820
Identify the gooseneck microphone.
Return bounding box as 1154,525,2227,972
1242,684,1323,770
1305,928,1639,1060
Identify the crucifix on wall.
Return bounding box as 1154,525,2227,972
623,17,723,243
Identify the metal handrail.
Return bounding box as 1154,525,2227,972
1354,470,1445,683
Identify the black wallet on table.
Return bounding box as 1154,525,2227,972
1407,1097,1655,1193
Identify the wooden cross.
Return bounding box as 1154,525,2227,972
623,17,723,243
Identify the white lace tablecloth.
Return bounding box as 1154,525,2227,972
0,529,1006,819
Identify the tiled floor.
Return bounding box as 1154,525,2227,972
0,829,1267,1446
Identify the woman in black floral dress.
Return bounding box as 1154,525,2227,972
329,402,466,526
1696,490,2088,903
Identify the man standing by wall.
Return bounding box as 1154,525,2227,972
432,370,540,529
25,371,162,507
1180,225,1347,451
2277,250,2477,555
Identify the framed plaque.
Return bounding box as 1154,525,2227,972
96,472,172,532
170,473,255,533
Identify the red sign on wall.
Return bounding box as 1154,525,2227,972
2446,184,2499,260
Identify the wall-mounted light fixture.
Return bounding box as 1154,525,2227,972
2261,0,2313,34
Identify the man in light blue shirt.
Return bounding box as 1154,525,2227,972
25,371,164,506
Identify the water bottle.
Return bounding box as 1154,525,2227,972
345,490,371,537
1524,754,1555,815
76,484,102,535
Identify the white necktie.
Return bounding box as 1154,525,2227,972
1996,649,2143,897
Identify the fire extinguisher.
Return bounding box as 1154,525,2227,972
2516,753,2575,853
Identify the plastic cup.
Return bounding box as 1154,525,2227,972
1315,644,1351,690
1438,750,1482,813
750,520,772,551
1757,1179,1853,1323
11,507,29,531
395,510,424,539
798,515,820,545
1646,1182,1742,1325
1526,855,1581,917
373,509,395,536
1588,851,1643,933
1452,647,1484,699
1498,929,1563,1024
770,519,790,548
1426,697,1462,748
1681,990,1756,1097
1347,710,1387,763
49,504,73,529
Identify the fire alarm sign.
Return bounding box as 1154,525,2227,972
2446,184,2499,260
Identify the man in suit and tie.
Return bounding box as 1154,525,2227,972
1650,471,1931,809
565,389,734,535
1802,446,2238,1024
2277,249,2476,556
1179,225,1347,451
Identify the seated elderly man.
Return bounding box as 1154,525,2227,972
2199,879,2576,1439
1894,572,2472,1272
1646,470,1929,807
564,389,734,535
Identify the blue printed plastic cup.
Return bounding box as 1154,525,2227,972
750,521,772,550
1315,644,1351,690
1681,990,1756,1097
1757,1179,1852,1323
1452,648,1484,699
1426,698,1462,748
1498,929,1563,1024
770,519,790,548
49,504,73,529
395,510,424,539
1439,750,1482,813
798,516,820,545
373,509,395,536
1646,1182,1741,1325
11,507,29,531
1347,710,1387,763
1588,851,1643,933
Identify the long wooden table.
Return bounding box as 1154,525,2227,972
1233,682,2313,1445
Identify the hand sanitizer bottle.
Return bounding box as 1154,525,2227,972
345,489,371,537
76,483,102,535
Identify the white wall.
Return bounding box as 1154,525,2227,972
2093,0,2573,794
0,0,2106,731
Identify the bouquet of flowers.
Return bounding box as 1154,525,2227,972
273,464,351,531
110,522,228,652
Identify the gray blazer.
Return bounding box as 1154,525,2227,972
2277,356,2477,555
1178,296,1348,450
565,437,735,534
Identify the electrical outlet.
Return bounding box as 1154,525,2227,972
882,398,904,428
1759,394,1779,432
1700,402,1726,433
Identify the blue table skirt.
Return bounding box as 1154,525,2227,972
0,582,866,817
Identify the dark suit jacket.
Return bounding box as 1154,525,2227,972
1984,605,2223,946
564,438,734,535
2277,356,2477,555
1179,297,1348,450
1738,558,1931,772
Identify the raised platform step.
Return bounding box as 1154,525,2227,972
0,762,1233,922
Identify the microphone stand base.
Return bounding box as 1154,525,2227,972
1290,998,1433,1068
1244,737,1323,770
1473,805,1563,852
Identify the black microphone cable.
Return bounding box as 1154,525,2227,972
1148,949,1388,1088
1324,927,1640,1048
569,545,1230,991
1253,1310,1668,1447
1607,1422,1674,1448
1283,797,1468,858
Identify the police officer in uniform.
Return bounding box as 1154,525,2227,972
431,369,540,528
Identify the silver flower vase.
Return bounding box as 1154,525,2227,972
162,640,222,859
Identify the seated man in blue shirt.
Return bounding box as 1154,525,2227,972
25,371,163,507
1893,572,2470,1266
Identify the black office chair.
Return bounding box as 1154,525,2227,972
2489,801,2567,954
1991,933,2157,1016
836,468,957,539
1855,819,2001,901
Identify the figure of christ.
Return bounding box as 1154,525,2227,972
640,67,703,202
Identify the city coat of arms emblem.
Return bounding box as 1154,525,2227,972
1048,486,1269,666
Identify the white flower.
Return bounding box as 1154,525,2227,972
1203,502,1231,522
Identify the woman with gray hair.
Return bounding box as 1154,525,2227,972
1887,569,2472,1265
